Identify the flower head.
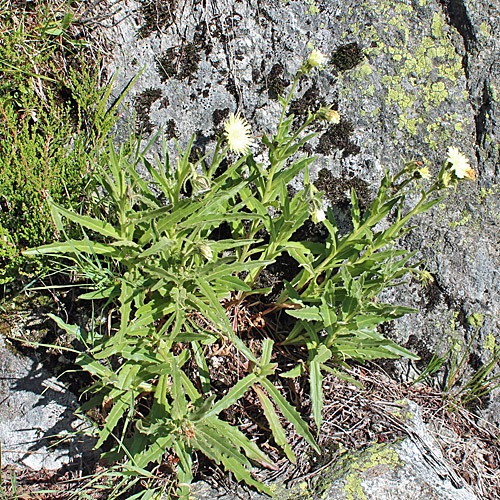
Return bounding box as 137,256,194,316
224,113,253,155
416,166,431,180
447,146,476,180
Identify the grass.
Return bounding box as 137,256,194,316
412,314,500,409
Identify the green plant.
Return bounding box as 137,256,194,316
0,0,121,286
0,468,18,500
25,51,475,498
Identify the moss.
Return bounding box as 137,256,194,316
134,88,162,136
315,119,360,157
212,107,230,127
422,277,442,312
138,0,178,39
156,22,210,83
330,42,365,71
289,84,325,118
260,62,291,100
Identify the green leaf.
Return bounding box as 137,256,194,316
309,345,332,430
139,237,175,258
96,394,128,448
78,285,120,300
350,187,361,229
174,440,193,500
280,363,306,378
260,379,320,454
261,339,274,365
193,426,271,494
134,435,174,468
47,313,82,338
50,202,122,239
214,275,251,292
286,306,322,322
22,240,121,257
205,417,276,470
254,385,295,462
205,373,259,418
181,212,262,227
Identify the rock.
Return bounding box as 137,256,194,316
0,335,95,470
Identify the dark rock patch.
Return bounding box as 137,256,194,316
330,42,365,71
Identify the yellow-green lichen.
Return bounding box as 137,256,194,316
338,0,469,147
390,400,415,421
467,313,485,328
484,333,496,354
448,210,472,229
479,22,490,37
342,443,401,500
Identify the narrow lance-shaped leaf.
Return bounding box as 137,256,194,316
260,378,320,454
205,373,259,418
50,201,122,239
254,385,295,462
309,344,333,430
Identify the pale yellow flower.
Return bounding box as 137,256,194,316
447,146,476,180
308,49,328,68
199,243,213,261
417,167,431,180
442,171,452,187
224,113,253,155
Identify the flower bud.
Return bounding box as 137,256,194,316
317,107,340,124
300,49,328,75
311,208,326,224
191,171,211,195
308,49,328,68
198,243,213,261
